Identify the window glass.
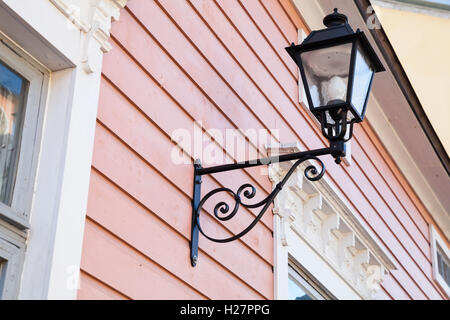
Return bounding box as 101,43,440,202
288,264,327,300
437,245,450,287
288,274,313,300
0,60,29,205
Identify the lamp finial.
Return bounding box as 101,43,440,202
323,8,348,27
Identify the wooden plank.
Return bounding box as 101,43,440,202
351,136,431,259
183,0,317,142
277,0,310,32
116,6,277,156
87,170,273,299
91,122,274,265
161,0,328,151
260,0,299,41
96,77,273,233
378,274,411,300
357,124,430,240
100,49,274,233
96,83,274,261
356,126,448,296
345,155,433,275
324,160,441,299
238,0,297,75
125,1,317,149
81,220,207,299
213,0,297,96
373,289,393,300
223,0,298,78
207,0,325,145
108,11,274,192
78,271,130,300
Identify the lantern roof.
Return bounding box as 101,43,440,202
286,9,385,73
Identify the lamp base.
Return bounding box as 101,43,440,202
330,140,346,164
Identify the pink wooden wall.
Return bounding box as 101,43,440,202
77,0,447,300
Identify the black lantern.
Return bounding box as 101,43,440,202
286,8,384,142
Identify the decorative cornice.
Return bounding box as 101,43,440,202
267,143,396,299
49,0,127,73
49,0,89,32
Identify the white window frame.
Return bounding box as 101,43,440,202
274,212,361,300
0,31,48,299
0,33,47,230
429,225,450,297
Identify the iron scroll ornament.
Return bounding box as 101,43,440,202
190,152,331,267
195,156,325,243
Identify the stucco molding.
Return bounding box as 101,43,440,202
49,0,127,72
268,143,396,299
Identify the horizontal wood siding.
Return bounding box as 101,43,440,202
78,0,445,300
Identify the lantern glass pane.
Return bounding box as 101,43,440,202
301,43,352,109
351,44,374,118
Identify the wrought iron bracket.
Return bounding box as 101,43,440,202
190,141,345,266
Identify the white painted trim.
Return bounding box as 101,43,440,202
44,66,103,299
0,0,127,299
274,213,361,300
291,0,325,31
288,228,362,299
273,214,290,299
429,225,450,298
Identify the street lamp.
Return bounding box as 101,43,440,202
286,8,384,144
189,9,384,266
